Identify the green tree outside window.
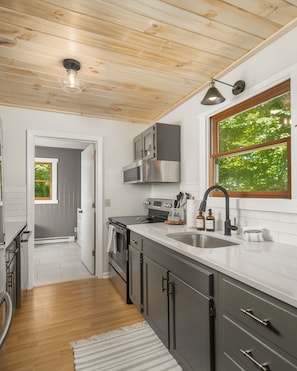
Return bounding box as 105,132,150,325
35,162,52,199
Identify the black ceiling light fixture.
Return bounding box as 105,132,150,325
59,58,83,94
201,78,245,105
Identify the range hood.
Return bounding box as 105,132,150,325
122,159,180,184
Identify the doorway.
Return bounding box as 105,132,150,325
34,241,92,286
27,131,103,289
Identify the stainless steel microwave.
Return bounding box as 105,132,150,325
122,159,180,184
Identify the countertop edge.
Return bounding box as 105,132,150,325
5,222,27,246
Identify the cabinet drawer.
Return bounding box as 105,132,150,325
220,275,297,358
129,232,142,250
222,316,297,370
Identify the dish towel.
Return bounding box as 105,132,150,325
107,225,117,253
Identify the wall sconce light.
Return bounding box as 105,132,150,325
201,78,245,105
59,58,83,94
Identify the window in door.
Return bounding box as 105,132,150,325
210,80,291,198
34,157,58,204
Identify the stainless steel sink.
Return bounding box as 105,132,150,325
166,232,240,248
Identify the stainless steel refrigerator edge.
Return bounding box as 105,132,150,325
0,117,13,348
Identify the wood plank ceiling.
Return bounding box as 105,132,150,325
1,0,297,124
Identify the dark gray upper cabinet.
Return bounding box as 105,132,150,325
133,123,180,161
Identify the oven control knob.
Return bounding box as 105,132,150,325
165,203,172,208
144,200,151,206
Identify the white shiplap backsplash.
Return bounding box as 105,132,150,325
3,185,297,247
4,186,27,222
210,205,297,247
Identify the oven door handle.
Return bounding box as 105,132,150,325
108,223,126,236
114,226,127,247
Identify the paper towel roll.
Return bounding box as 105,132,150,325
186,199,198,228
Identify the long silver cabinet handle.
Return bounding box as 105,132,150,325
240,349,270,370
0,293,13,348
240,308,269,327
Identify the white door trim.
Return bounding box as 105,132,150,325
27,130,103,289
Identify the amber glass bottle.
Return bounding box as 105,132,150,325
205,209,215,231
196,211,205,231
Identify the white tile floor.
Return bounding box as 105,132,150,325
34,242,93,287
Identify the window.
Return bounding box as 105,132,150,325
210,80,291,198
34,157,58,204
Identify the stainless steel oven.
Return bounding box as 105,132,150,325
108,223,127,279
107,198,172,303
107,222,130,304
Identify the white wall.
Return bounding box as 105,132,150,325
156,25,297,246
0,106,150,217
0,106,151,280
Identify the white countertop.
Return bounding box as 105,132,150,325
129,223,297,309
5,222,27,246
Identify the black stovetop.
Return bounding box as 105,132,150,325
109,209,169,228
109,198,172,228
108,215,149,226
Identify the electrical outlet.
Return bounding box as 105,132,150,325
104,199,111,207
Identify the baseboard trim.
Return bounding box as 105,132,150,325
34,236,75,245
102,271,110,279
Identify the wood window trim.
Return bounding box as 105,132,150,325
34,157,58,204
34,161,52,200
210,80,291,199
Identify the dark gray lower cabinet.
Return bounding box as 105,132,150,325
128,244,142,312
168,271,214,371
142,237,216,371
129,231,297,371
143,255,169,347
218,274,297,370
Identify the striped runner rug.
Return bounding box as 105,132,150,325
70,321,182,371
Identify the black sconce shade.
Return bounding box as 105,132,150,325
201,79,245,105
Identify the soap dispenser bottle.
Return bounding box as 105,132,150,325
196,211,205,231
206,209,215,232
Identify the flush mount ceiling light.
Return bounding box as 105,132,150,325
59,58,83,94
201,78,245,105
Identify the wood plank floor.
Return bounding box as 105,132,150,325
0,278,143,371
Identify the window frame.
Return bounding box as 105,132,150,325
34,157,58,204
210,79,291,199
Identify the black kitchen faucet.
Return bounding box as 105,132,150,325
199,185,238,236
